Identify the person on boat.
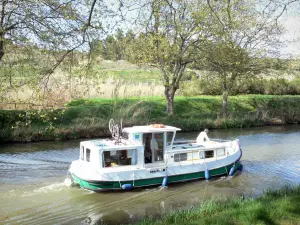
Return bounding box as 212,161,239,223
151,134,159,150
151,134,161,161
196,129,210,144
144,135,152,163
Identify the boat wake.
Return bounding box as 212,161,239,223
21,182,68,197
64,178,72,187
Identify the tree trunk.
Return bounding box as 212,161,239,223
0,36,4,61
222,90,228,118
164,86,176,116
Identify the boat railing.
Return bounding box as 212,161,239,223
210,139,232,143
173,138,232,145
173,139,194,145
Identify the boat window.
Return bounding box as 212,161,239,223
199,150,215,159
166,132,174,146
103,149,137,167
174,153,188,162
205,150,214,158
217,148,225,157
80,146,84,160
86,148,91,162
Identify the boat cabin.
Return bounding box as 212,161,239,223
78,124,238,171
122,125,181,165
78,125,181,169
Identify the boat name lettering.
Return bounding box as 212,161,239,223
150,168,166,173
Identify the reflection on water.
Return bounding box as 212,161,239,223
0,125,300,225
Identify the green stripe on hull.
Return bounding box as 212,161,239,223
72,162,241,191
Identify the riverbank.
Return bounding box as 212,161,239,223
1,95,300,143
136,185,300,225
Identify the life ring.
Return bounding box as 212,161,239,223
151,124,165,128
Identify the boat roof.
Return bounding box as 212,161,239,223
122,125,181,133
81,139,142,150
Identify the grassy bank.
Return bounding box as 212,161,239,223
1,95,300,143
136,185,300,225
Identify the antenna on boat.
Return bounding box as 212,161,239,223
109,118,123,144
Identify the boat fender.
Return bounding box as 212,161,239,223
237,164,243,171
205,169,210,180
162,176,168,187
121,184,133,190
229,165,236,176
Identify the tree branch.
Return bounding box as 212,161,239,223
207,0,225,28
86,0,97,28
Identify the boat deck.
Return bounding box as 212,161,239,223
169,139,231,152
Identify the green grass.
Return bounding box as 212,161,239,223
1,95,300,142
68,95,300,127
92,68,162,83
137,186,300,225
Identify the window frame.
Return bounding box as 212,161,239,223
204,150,214,158
166,131,175,146
80,146,84,160
174,153,188,162
86,148,91,162
199,150,215,159
102,149,137,168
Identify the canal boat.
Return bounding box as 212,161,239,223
69,119,242,191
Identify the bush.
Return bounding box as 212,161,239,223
266,78,300,95
180,78,222,96
232,78,266,95
181,76,300,96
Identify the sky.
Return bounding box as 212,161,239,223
280,15,300,58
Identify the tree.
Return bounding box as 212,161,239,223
198,0,283,117
123,29,136,61
115,28,125,60
0,0,116,103
128,0,211,115
0,0,94,61
91,28,130,60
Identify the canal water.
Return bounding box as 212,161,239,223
1,125,300,225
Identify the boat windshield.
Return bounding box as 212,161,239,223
166,132,175,146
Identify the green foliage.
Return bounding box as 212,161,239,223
0,109,65,130
1,95,300,143
0,110,20,128
196,0,282,117
91,29,136,61
181,77,300,96
233,78,266,95
267,78,300,95
181,77,223,96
